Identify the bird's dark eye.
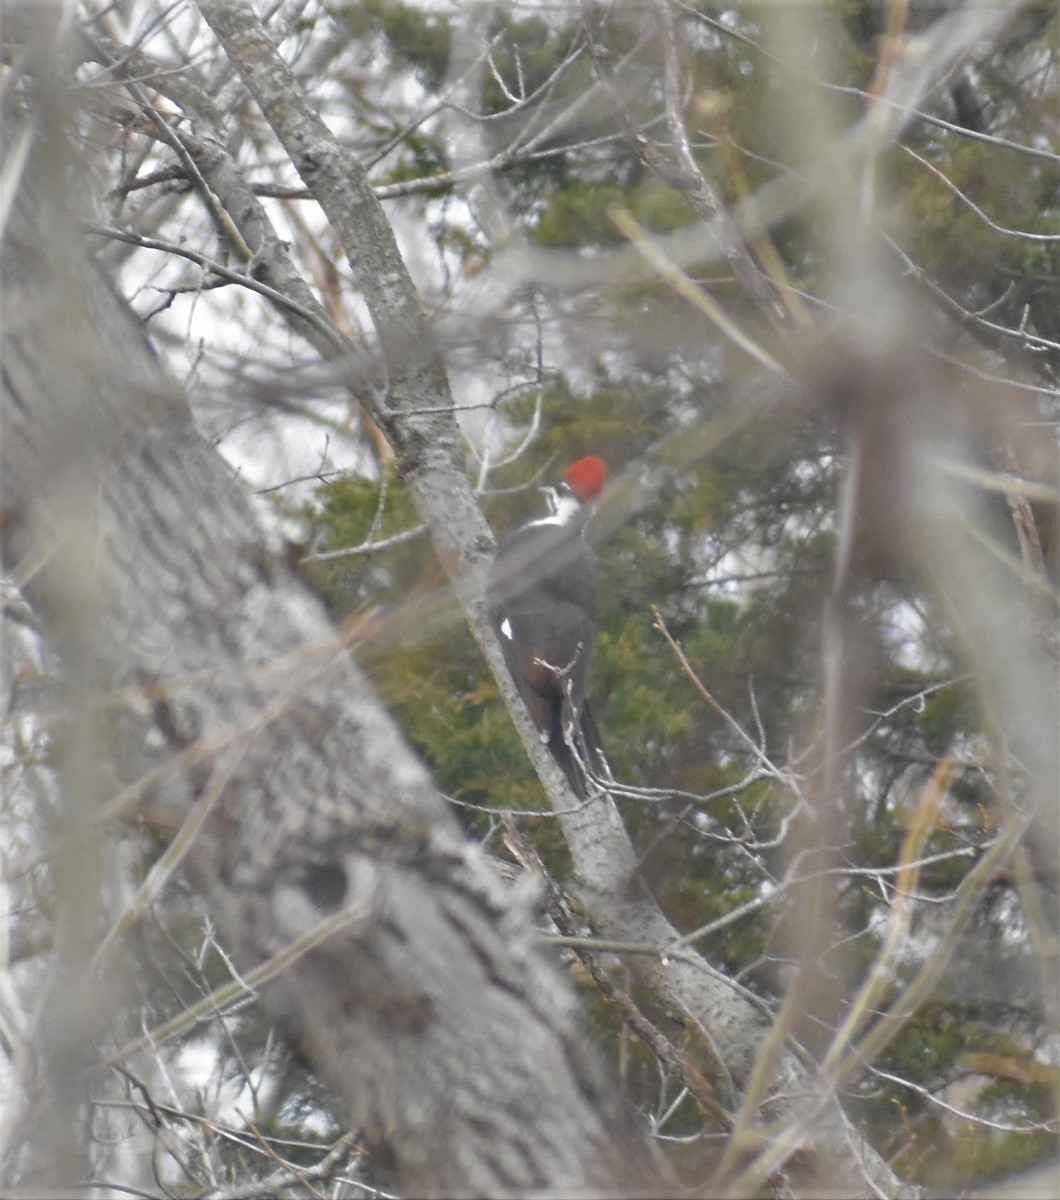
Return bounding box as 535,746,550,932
301,860,348,911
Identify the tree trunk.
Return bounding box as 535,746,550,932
0,93,660,1200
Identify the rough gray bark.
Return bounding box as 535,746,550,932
0,94,661,1200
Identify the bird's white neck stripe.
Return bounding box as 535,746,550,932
526,489,581,528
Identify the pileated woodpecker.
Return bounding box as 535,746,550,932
487,456,608,797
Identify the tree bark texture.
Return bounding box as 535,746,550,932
0,107,659,1198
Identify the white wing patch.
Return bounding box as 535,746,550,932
500,618,513,640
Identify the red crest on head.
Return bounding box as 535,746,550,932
564,455,608,500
